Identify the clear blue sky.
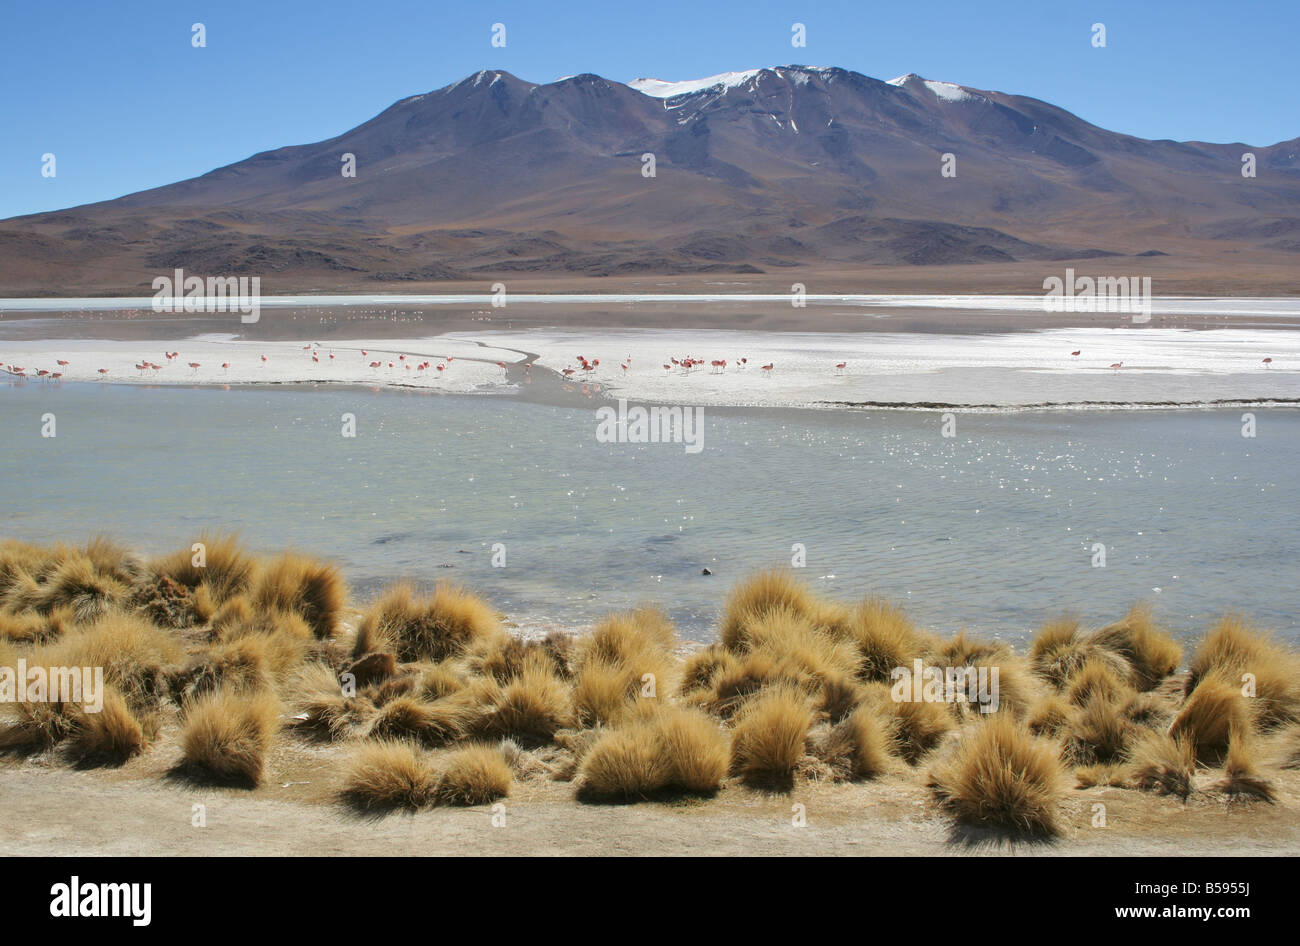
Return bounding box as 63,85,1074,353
2,0,1296,219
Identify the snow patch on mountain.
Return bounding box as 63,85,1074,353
628,70,762,98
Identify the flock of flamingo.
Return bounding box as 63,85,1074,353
0,346,1281,384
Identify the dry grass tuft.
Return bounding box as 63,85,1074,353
1066,658,1133,708
730,685,814,787
152,534,254,604
578,706,729,800
847,598,935,682
1088,606,1182,691
34,556,128,622
1216,723,1276,802
1170,670,1253,765
177,687,280,786
479,656,575,744
1186,615,1300,730
354,582,500,661
1064,695,1133,765
251,552,346,639
879,694,955,764
1126,730,1195,798
718,569,816,651
435,744,512,805
69,686,148,765
929,714,1066,838
342,739,435,810
823,704,893,780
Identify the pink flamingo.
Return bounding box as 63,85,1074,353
834,362,847,375
1263,357,1273,368
1109,362,1123,371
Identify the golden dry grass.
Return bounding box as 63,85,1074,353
1187,615,1300,730
847,597,935,682
730,685,813,786
251,552,346,639
929,714,1067,837
342,739,435,810
177,687,281,787
1170,669,1253,765
878,692,955,765
718,569,816,651
69,686,149,765
354,582,501,661
151,534,254,604
1126,729,1195,798
1088,606,1182,691
479,657,575,744
578,705,730,800
823,704,893,779
435,744,512,805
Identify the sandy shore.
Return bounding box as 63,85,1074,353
3,756,1296,857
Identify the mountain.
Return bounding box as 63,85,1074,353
3,65,1299,294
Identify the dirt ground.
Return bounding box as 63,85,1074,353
4,736,1297,857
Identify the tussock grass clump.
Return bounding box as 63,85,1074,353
937,630,1010,668
654,706,730,793
719,570,816,651
1028,617,1088,687
69,686,148,765
0,610,53,645
289,662,372,739
37,612,184,710
1088,606,1181,691
747,608,860,679
368,694,477,747
578,727,669,800
151,534,254,603
33,556,128,622
252,552,346,639
342,739,435,810
679,645,736,695
579,706,729,800
0,700,76,752
1217,724,1275,802
1027,694,1073,738
1064,696,1133,765
1066,658,1132,707
435,744,512,805
823,704,892,780
354,582,500,661
177,688,281,787
480,657,575,744
1126,730,1195,798
1276,724,1300,770
929,714,1066,838
879,694,955,764
847,598,935,682
572,609,676,725
730,685,813,786
1187,615,1300,730
472,634,569,683
1170,670,1253,765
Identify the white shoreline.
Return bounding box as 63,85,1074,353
2,325,1298,409
3,294,1300,317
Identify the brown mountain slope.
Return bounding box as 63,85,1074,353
3,66,1298,295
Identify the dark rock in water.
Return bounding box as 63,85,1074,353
457,549,471,554
439,563,455,568
701,567,713,575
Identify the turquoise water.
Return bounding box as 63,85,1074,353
1,381,1296,645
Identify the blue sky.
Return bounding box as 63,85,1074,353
2,0,1296,219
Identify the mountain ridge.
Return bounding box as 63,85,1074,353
3,64,1298,294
